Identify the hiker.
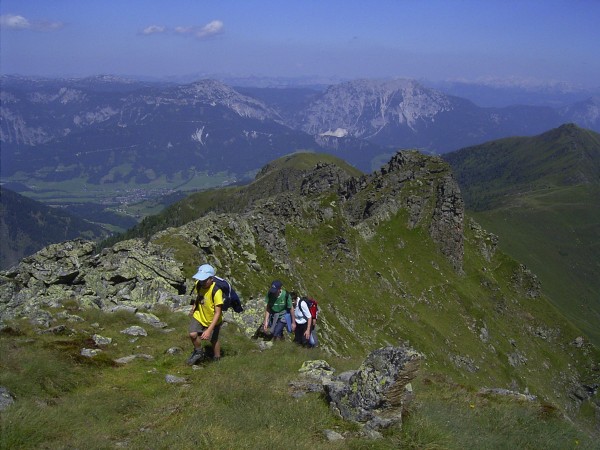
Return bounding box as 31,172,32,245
263,280,294,340
294,296,315,347
187,264,223,365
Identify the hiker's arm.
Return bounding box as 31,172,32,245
201,305,222,340
189,296,198,316
288,294,296,331
304,316,312,339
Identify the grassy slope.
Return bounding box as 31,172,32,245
472,184,600,345
2,151,598,447
1,298,596,449
445,124,600,347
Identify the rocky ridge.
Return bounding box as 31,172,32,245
1,150,463,339
0,151,598,431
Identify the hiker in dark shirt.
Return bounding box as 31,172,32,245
263,280,293,340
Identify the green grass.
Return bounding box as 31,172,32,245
282,207,599,424
402,375,597,450
1,305,596,449
471,184,600,346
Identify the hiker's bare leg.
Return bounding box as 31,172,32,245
212,339,221,358
189,332,202,349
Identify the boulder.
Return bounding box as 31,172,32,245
324,345,421,432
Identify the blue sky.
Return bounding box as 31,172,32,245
1,0,599,87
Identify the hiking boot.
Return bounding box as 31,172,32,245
186,348,204,365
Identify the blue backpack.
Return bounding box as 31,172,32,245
210,276,244,313
194,276,244,313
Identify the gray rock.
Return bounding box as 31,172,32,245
323,429,345,441
165,347,183,355
110,305,138,314
298,359,336,381
451,354,480,373
0,386,16,411
135,312,167,328
324,345,421,431
478,387,537,401
508,351,528,367
511,264,541,298
0,238,186,324
92,334,112,346
572,336,585,348
38,324,68,335
81,348,102,357
165,374,187,384
120,326,147,337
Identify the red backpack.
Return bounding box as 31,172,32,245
300,297,319,322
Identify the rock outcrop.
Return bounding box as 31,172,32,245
0,239,187,326
324,346,421,437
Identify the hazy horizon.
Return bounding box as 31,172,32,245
1,0,599,89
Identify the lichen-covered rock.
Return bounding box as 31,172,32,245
299,359,336,381
0,238,187,326
81,348,102,358
165,374,187,384
468,219,499,262
135,312,167,328
324,345,421,431
114,354,154,364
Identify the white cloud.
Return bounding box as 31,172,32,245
196,20,223,39
142,25,166,35
0,14,31,29
174,26,193,35
174,20,224,39
0,13,63,31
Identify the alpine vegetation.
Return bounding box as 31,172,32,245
0,151,598,448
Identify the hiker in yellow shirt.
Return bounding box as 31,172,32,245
187,264,223,365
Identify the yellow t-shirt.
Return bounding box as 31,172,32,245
193,282,224,327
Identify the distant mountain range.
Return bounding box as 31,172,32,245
429,78,600,108
2,75,599,185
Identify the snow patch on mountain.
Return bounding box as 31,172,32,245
320,128,348,138
191,126,208,145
